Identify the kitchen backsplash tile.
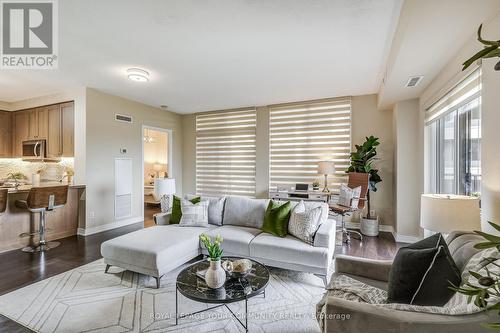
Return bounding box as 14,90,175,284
0,158,74,182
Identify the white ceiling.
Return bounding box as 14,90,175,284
378,0,500,109
0,0,403,114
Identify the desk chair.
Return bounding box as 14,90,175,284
329,172,369,244
16,185,69,252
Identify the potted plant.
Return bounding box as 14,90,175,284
463,24,500,72
347,136,382,236
6,172,27,189
312,180,320,191
199,234,225,289
453,221,500,329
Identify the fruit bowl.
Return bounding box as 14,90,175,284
222,259,252,278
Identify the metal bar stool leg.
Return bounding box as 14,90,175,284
23,210,60,252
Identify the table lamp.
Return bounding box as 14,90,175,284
154,178,176,212
420,194,481,234
318,161,335,193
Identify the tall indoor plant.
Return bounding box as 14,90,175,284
347,136,382,220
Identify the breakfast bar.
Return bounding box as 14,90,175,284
0,183,86,253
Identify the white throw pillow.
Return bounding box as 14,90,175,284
185,194,226,226
288,200,323,244
338,184,362,208
179,200,209,227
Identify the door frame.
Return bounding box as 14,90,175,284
141,125,173,219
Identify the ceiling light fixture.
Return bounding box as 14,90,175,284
127,68,149,82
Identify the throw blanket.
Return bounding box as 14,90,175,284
317,247,499,330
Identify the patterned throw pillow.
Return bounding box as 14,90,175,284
171,195,200,224
338,184,362,208
288,200,323,244
179,200,209,227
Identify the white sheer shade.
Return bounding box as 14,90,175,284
420,194,481,233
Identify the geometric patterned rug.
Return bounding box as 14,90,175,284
0,259,326,332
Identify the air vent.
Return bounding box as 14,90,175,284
405,75,423,88
115,114,133,123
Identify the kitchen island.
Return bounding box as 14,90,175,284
0,182,85,253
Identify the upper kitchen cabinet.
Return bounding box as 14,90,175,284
61,102,74,157
0,111,12,157
10,101,75,158
12,110,30,157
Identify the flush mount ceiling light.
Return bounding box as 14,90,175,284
127,68,149,82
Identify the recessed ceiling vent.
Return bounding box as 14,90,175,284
115,114,133,123
405,75,424,88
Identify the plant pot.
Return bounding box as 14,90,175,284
360,216,379,236
313,186,319,191
495,60,500,71
205,259,226,289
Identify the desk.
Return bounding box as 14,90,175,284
269,190,330,203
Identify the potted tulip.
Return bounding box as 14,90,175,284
199,234,225,289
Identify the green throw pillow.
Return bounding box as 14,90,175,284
171,195,201,224
262,200,292,237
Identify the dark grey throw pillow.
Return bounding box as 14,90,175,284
387,233,461,306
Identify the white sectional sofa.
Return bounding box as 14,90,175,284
101,196,336,287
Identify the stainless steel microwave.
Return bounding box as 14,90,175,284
22,140,46,161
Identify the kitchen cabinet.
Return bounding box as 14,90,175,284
47,104,61,157
0,111,12,157
9,101,75,158
61,102,74,156
12,111,30,157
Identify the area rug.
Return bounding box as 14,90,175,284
0,259,326,332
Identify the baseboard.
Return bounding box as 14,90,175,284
77,216,144,236
392,233,421,244
335,220,394,233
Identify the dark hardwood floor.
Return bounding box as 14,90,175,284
0,223,400,332
144,203,160,227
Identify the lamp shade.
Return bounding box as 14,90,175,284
318,161,335,175
420,194,480,233
154,178,176,197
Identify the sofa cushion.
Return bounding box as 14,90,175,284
446,231,484,272
179,199,209,227
101,225,209,275
387,233,461,306
262,200,292,237
288,201,323,244
201,225,262,256
250,232,330,269
223,196,269,229
186,194,226,226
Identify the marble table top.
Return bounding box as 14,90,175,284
176,257,270,304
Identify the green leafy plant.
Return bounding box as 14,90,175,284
347,136,382,219
463,24,500,71
199,234,223,261
312,180,320,188
453,221,500,329
6,172,27,180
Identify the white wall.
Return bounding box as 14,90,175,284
420,12,500,233
393,99,422,241
84,88,182,233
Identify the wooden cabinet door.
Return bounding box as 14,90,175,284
27,109,38,139
61,102,74,156
36,107,49,140
12,111,30,157
0,112,12,157
47,105,62,157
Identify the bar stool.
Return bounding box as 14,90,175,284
16,185,69,252
0,189,7,214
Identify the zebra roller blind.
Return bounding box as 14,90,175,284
269,97,352,193
196,108,257,197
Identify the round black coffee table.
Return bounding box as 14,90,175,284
175,256,270,332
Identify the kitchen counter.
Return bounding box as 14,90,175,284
4,182,85,194
0,183,86,253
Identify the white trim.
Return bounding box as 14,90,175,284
335,220,394,233
77,216,143,236
393,233,421,244
141,125,173,218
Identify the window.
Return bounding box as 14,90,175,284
195,108,257,197
425,68,481,195
269,97,352,193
